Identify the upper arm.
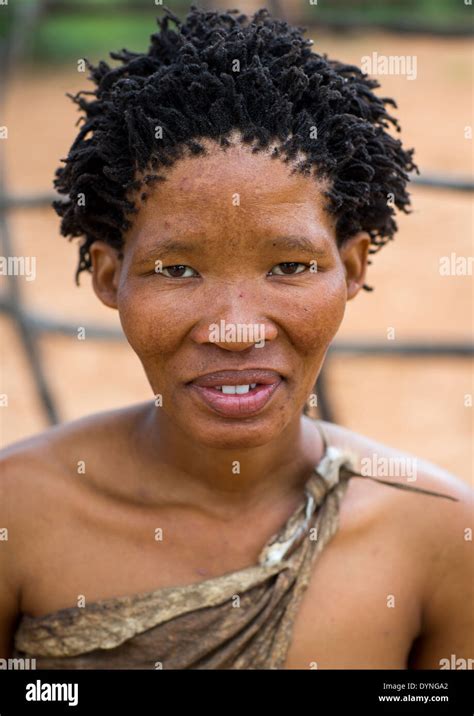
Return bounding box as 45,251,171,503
0,457,23,657
0,566,19,658
409,482,474,669
320,420,473,669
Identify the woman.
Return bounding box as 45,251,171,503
1,6,472,670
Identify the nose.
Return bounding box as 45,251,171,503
189,284,278,351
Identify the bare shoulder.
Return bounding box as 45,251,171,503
0,402,148,656
0,400,149,479
0,400,150,549
320,420,473,667
320,419,472,501
0,404,143,566
319,418,473,533
0,403,147,552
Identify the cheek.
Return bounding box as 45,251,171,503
283,272,347,355
117,282,185,362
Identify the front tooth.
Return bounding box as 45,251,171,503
250,383,257,389
220,385,252,394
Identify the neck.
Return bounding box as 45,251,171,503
132,405,324,515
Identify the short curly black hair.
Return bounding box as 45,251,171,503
53,4,417,287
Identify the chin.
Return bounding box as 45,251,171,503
178,412,291,450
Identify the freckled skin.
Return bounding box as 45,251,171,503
92,138,369,458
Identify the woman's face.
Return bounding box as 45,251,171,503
91,138,369,448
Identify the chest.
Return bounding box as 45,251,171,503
20,489,422,669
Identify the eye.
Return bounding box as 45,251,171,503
159,264,198,278
268,262,308,276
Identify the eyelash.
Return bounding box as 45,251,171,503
267,262,310,276
157,262,311,278
159,265,198,279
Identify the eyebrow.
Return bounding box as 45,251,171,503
136,239,202,264
136,235,327,263
268,235,328,257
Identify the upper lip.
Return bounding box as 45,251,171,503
189,369,284,388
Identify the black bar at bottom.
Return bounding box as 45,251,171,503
0,668,471,714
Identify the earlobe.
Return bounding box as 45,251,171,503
90,241,121,309
340,232,370,301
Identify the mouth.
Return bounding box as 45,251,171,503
186,369,284,418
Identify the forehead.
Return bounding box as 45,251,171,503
126,137,335,246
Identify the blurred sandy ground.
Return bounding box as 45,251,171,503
0,30,472,483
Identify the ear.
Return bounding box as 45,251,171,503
338,232,370,301
89,241,122,309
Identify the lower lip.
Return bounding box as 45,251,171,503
188,380,283,418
